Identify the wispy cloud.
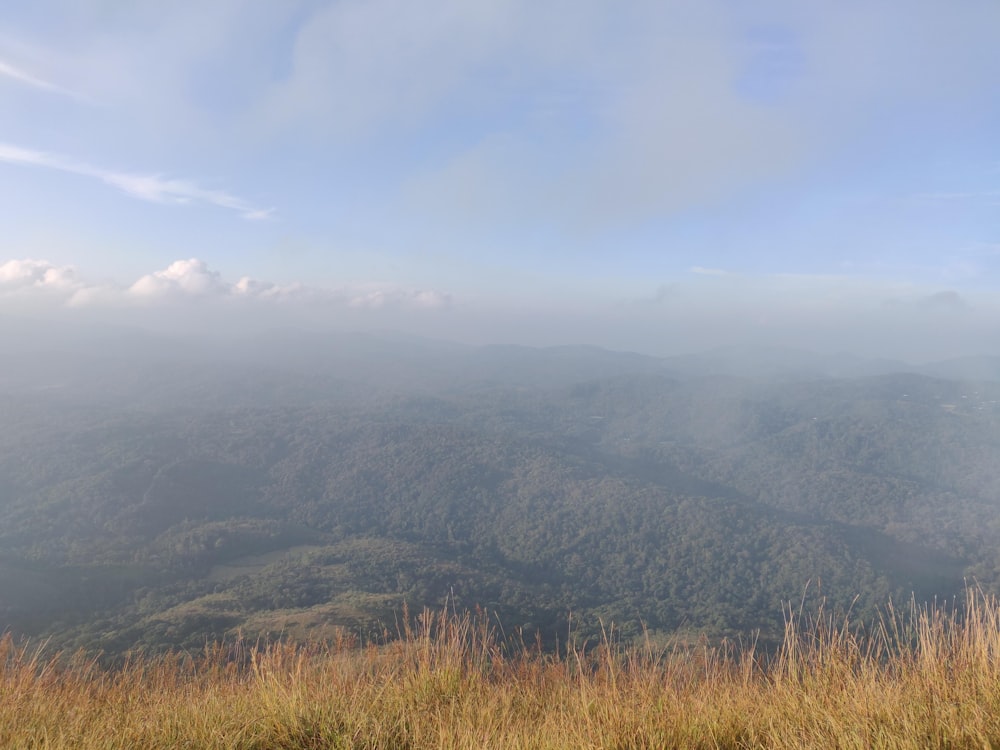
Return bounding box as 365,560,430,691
0,58,83,99
909,191,1000,206
0,142,273,220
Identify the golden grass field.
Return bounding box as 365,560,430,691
4,592,1000,749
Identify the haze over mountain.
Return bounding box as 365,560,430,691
0,322,998,656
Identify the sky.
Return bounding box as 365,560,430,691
1,1,999,361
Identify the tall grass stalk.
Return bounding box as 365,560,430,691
5,589,1000,748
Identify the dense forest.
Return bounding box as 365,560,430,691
2,324,999,657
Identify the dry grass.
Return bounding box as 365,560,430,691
5,592,1000,749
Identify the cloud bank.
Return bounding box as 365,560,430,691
1,256,996,362
0,258,450,312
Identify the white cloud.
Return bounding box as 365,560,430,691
232,276,304,299
0,258,83,291
0,258,104,308
344,286,451,310
0,257,451,314
128,259,227,299
0,142,272,219
394,1,1000,233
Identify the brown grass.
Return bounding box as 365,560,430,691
4,591,1000,748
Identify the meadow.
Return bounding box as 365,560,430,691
4,592,1000,749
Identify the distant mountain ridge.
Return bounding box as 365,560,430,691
4,318,1000,392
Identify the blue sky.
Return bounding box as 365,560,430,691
1,1,998,360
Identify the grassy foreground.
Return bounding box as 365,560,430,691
4,594,1000,749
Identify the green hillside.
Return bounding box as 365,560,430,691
2,355,995,656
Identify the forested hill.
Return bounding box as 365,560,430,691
1,331,998,656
